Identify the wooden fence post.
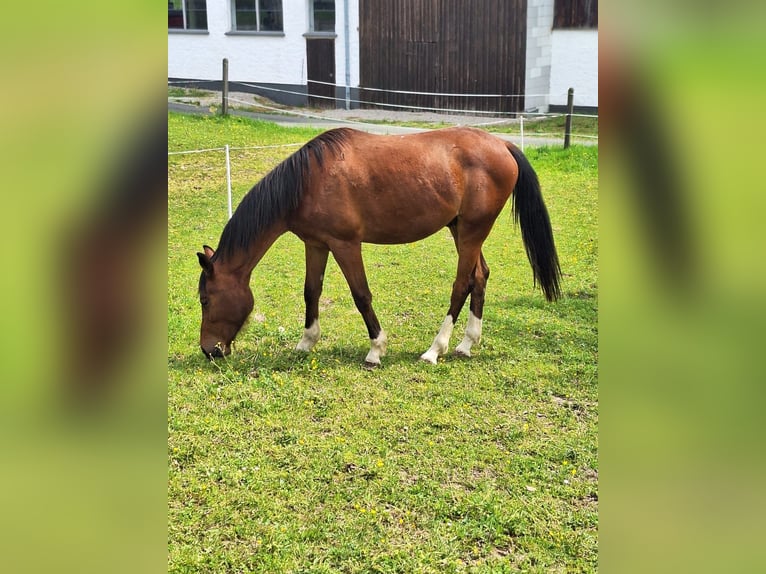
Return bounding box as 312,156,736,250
222,58,229,116
564,87,574,148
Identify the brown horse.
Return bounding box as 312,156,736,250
197,127,560,366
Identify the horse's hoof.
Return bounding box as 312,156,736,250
419,351,438,365
454,347,471,358
363,360,381,370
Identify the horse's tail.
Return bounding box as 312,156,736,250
507,143,562,302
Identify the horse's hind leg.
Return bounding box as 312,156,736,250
330,242,387,367
455,252,489,357
444,224,489,357
420,232,485,364
296,243,329,352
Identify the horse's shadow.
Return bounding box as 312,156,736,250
171,288,596,377
170,340,488,377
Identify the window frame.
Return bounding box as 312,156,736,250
168,0,208,32
230,0,285,34
309,0,336,34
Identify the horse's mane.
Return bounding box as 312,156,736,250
213,128,354,262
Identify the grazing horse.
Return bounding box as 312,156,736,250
197,127,561,366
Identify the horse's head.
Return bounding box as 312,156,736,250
196,245,254,359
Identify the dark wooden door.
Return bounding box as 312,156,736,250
306,38,336,108
359,0,527,113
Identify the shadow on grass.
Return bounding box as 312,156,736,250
169,340,517,379
169,286,596,377
168,343,435,375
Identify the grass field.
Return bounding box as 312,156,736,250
168,112,598,573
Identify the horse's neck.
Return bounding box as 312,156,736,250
221,222,287,280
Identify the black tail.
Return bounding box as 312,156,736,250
507,143,562,302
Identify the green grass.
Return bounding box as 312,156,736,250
344,117,455,130
491,115,598,141
169,112,598,573
340,115,597,139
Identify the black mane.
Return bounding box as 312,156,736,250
213,128,354,262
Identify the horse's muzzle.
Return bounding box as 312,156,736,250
201,345,226,360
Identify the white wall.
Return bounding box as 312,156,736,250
525,0,553,112
169,2,596,110
168,1,360,88
549,29,598,108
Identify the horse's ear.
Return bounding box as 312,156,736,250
197,251,214,276
203,245,215,258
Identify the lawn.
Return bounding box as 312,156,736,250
168,112,598,573
491,114,598,141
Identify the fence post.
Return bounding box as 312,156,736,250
222,58,229,116
564,87,574,149
225,144,232,219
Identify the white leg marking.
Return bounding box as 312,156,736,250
420,315,454,364
455,311,482,357
364,331,388,366
295,319,320,352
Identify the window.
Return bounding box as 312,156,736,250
310,0,335,33
553,0,598,29
168,0,208,31
233,0,284,32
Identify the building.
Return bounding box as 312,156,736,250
168,1,597,113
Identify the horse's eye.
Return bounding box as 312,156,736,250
200,298,209,308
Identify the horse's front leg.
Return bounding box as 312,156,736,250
295,243,329,352
330,242,387,368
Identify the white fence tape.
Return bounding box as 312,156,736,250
168,143,304,156
307,78,551,99
238,82,549,117
170,121,597,221
169,142,306,220
167,146,225,156
169,78,598,119
225,96,374,127
173,77,549,99
209,95,598,141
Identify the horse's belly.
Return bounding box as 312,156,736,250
361,216,451,245
294,166,462,245
357,178,460,244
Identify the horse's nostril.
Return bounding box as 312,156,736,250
210,346,224,358
201,344,226,359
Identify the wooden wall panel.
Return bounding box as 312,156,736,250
553,0,598,29
359,0,527,113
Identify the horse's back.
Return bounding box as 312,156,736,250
323,127,516,191
289,127,518,245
